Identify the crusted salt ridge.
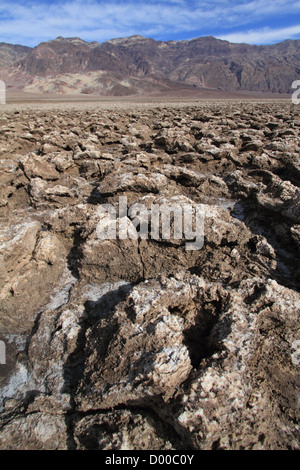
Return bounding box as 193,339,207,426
0,101,299,450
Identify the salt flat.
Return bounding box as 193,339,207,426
0,98,299,450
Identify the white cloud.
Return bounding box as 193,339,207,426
218,24,300,44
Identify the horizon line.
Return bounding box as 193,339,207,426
1,33,299,49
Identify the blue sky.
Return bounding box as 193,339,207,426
0,0,299,47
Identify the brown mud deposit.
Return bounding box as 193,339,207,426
0,99,299,450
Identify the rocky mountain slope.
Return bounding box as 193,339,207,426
0,43,30,69
0,100,299,449
1,35,300,95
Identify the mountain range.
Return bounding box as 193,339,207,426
0,35,299,96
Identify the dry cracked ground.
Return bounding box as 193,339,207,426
0,100,299,450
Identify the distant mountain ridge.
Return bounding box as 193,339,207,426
0,35,299,95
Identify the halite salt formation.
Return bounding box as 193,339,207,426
0,101,299,449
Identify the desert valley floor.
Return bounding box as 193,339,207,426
0,97,299,450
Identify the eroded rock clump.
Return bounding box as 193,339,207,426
0,101,299,449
